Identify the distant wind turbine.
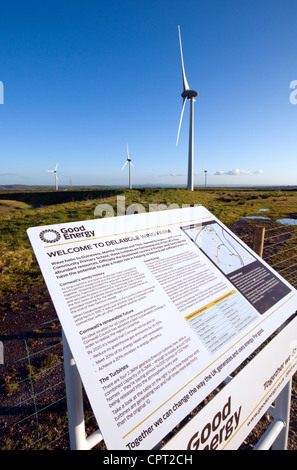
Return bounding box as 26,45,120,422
47,163,59,191
176,25,199,191
122,145,134,189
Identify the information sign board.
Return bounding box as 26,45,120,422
27,206,297,450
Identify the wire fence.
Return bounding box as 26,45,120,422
0,287,100,450
240,220,297,290
1,219,297,450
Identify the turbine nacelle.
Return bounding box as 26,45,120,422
181,89,199,99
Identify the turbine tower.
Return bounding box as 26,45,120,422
122,145,134,189
47,163,59,191
176,25,199,191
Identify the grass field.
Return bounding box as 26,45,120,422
0,199,32,214
1,187,297,298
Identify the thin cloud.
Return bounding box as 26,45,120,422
0,173,18,176
214,169,264,176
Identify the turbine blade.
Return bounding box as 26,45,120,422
47,170,54,173
55,162,58,170
176,97,187,145
130,162,134,167
122,161,128,170
127,144,129,159
178,25,190,92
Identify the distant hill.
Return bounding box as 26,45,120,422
0,184,119,191
0,187,124,206
0,184,53,191
1,184,297,207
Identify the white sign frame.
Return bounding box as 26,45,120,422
27,206,297,450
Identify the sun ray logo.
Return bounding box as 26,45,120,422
39,229,61,244
290,80,297,104
0,81,3,104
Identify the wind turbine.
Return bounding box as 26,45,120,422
176,25,199,191
47,163,59,191
122,145,134,189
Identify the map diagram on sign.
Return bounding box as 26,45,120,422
183,222,256,275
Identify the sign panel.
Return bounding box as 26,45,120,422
27,206,297,450
163,315,297,450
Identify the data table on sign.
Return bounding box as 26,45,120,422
186,291,258,354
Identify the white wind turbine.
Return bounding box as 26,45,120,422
122,145,134,189
176,25,199,191
47,163,59,190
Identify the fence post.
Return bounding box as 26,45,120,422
253,226,265,257
0,341,3,364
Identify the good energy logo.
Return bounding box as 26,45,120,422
187,396,242,450
39,225,95,244
39,229,61,244
290,80,297,104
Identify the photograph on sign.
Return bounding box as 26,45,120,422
27,206,297,449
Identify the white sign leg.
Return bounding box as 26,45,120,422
62,330,88,450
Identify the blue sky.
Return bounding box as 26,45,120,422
0,0,296,188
